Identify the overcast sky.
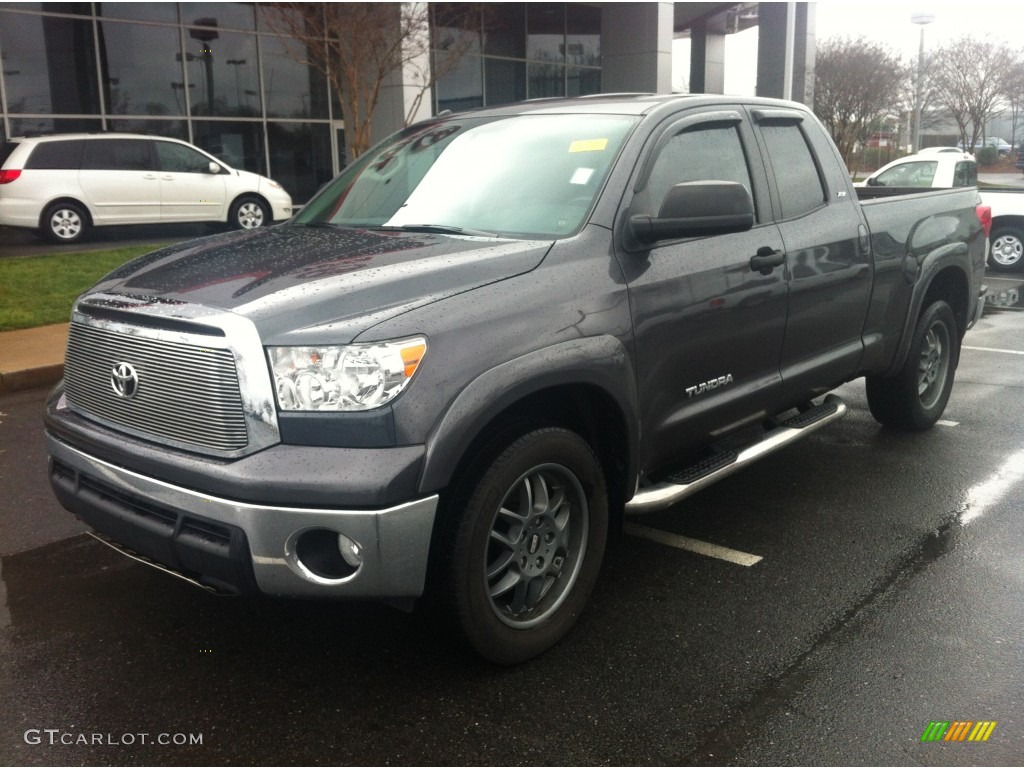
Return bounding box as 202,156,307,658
671,0,1024,95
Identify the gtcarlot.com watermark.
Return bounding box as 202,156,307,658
24,729,202,747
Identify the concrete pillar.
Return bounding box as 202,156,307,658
600,2,674,94
689,19,726,94
756,2,815,105
372,3,434,149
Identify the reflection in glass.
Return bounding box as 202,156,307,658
432,3,482,56
183,29,260,117
8,117,102,135
567,67,600,97
193,120,267,174
528,62,563,99
526,2,564,63
181,3,255,31
268,122,331,203
435,54,483,113
483,4,524,57
485,58,526,106
98,21,185,116
107,119,188,139
566,4,600,67
0,12,100,114
260,35,328,119
96,2,178,23
0,3,90,14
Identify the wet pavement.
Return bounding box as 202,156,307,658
1,311,1023,765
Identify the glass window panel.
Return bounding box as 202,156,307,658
760,124,828,217
106,119,188,139
96,2,179,23
435,54,483,113
567,67,600,97
260,35,329,119
566,4,600,67
485,58,526,106
0,12,100,114
643,126,756,221
98,21,186,116
432,3,481,56
180,3,255,31
267,121,331,203
483,4,524,58
24,139,84,169
182,29,260,117
527,2,564,63
8,117,102,135
192,119,266,174
0,3,90,14
82,138,155,171
527,62,563,99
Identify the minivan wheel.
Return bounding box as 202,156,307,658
42,201,88,244
442,427,608,665
230,196,269,230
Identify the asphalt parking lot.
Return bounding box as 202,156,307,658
1,300,1022,765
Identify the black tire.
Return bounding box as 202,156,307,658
441,427,608,665
41,201,89,244
988,225,1024,272
866,300,959,431
229,195,269,230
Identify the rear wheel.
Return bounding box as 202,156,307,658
442,427,608,664
988,225,1024,272
41,201,89,244
866,300,958,430
229,195,269,230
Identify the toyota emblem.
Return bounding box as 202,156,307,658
110,362,140,399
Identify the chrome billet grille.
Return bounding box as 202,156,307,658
64,322,248,452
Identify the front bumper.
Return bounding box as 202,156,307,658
48,436,438,599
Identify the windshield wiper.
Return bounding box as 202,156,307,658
377,224,500,238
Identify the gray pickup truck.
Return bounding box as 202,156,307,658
45,94,989,664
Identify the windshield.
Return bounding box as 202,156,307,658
294,114,638,238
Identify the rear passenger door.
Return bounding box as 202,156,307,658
78,139,160,224
154,140,227,222
618,109,789,472
749,109,871,402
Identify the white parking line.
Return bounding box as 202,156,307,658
937,420,960,427
963,345,1024,356
984,276,1023,282
623,522,763,567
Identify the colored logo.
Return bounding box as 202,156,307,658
921,721,997,742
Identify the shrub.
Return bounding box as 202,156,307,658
976,146,999,165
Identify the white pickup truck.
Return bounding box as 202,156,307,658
861,150,1024,271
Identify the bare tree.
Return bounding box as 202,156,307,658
260,3,480,162
930,35,1015,149
813,36,907,167
1002,60,1024,151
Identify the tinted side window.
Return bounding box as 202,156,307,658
760,124,827,218
82,139,154,171
156,142,213,173
644,124,756,220
953,161,977,187
25,140,85,170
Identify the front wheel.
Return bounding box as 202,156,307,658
988,225,1024,272
229,195,269,230
443,427,608,664
866,300,959,431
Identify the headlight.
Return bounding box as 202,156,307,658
267,338,426,411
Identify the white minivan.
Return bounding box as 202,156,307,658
0,133,293,243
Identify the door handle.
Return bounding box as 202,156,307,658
750,247,785,275
142,174,158,180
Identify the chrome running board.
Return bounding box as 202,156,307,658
625,395,847,515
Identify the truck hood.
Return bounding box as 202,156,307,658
89,225,553,344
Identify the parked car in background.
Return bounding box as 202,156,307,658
860,150,1024,271
0,133,293,243
957,137,1012,156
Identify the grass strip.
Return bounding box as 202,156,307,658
0,245,165,331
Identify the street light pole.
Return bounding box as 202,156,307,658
911,12,935,154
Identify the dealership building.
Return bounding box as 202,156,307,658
0,2,814,203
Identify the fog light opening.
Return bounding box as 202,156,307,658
293,528,362,581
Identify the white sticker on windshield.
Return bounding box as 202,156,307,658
570,168,595,185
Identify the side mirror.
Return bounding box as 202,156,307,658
629,181,754,244
207,161,221,174
866,176,880,186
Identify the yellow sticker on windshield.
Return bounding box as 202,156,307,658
569,139,608,153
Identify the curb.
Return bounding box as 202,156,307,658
0,364,64,394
